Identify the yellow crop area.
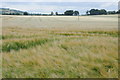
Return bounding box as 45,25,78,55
0,15,119,78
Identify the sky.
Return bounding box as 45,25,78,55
1,0,120,2
1,0,119,14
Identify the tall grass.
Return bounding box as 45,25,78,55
52,30,118,37
2,38,51,52
2,15,118,78
2,27,118,78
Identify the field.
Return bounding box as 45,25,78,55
1,15,119,78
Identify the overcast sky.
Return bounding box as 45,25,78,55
1,0,120,2
1,0,119,14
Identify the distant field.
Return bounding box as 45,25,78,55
1,15,118,30
1,15,119,78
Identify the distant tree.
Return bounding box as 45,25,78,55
51,12,54,15
116,10,120,14
86,10,89,15
64,10,74,16
23,12,28,15
74,11,79,16
55,12,58,15
99,9,107,15
8,13,11,15
107,11,116,14
16,13,20,15
12,13,15,15
89,9,99,15
89,9,107,15
117,10,120,14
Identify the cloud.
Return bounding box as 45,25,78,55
2,2,81,13
1,2,118,14
99,2,118,11
2,0,120,2
100,2,118,8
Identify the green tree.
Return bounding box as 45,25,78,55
89,9,99,15
86,10,89,15
23,12,28,15
89,9,107,15
107,11,116,14
74,11,79,16
55,12,58,15
99,9,107,15
117,10,120,14
64,10,74,16
51,12,54,15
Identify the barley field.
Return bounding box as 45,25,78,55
1,15,119,78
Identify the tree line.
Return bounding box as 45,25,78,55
86,9,120,15
2,9,120,16
2,11,29,15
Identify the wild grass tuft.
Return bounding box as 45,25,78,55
2,38,50,52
